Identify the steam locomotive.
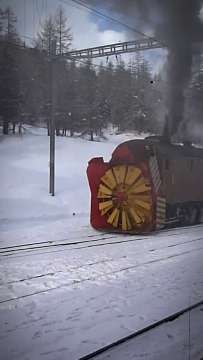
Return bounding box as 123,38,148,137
87,136,203,233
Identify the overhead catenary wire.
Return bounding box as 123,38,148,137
0,35,114,71
58,0,156,41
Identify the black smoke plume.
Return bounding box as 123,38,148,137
87,0,203,139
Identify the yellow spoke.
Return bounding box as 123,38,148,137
129,207,142,225
133,194,151,202
97,192,112,199
97,184,112,197
127,176,148,193
112,210,120,227
113,165,127,184
126,212,132,230
107,208,120,227
130,183,150,194
99,201,114,215
125,166,141,186
134,199,151,211
101,169,117,190
128,194,151,206
122,209,132,231
134,206,146,222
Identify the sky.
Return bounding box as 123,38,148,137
0,0,167,72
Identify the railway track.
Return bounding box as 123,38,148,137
1,241,203,304
0,234,142,257
1,224,203,258
79,300,203,360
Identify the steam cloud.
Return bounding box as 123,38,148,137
87,0,203,139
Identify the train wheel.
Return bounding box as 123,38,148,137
97,165,152,232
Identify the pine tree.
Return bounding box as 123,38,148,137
1,6,19,43
0,7,21,134
79,60,97,140
55,5,72,54
96,62,114,129
35,15,56,55
0,8,4,36
0,44,21,134
36,6,72,55
128,55,155,133
111,61,132,132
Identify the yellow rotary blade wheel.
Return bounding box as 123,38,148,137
97,165,152,231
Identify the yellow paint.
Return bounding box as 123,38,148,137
134,199,151,211
101,169,117,190
99,201,113,215
131,183,149,194
121,210,127,230
112,210,120,227
126,213,132,230
97,191,112,199
129,207,142,224
97,184,112,197
133,194,151,202
125,166,141,186
98,165,152,231
107,208,120,227
113,166,126,184
121,210,130,230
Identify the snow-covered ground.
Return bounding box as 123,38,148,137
0,127,203,360
94,305,203,360
0,126,139,246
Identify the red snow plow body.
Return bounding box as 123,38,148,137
87,140,163,233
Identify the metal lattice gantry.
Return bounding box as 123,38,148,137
64,37,164,60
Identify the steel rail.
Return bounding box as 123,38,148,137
1,244,203,304
1,238,203,290
79,300,203,360
1,225,202,255
1,233,203,258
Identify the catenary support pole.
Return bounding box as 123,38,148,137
49,39,56,196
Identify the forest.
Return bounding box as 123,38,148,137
0,5,203,142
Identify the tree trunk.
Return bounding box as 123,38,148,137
47,119,50,136
90,130,94,141
18,122,22,134
3,119,9,135
12,122,16,134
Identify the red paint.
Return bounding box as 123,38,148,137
87,158,111,229
87,142,156,233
